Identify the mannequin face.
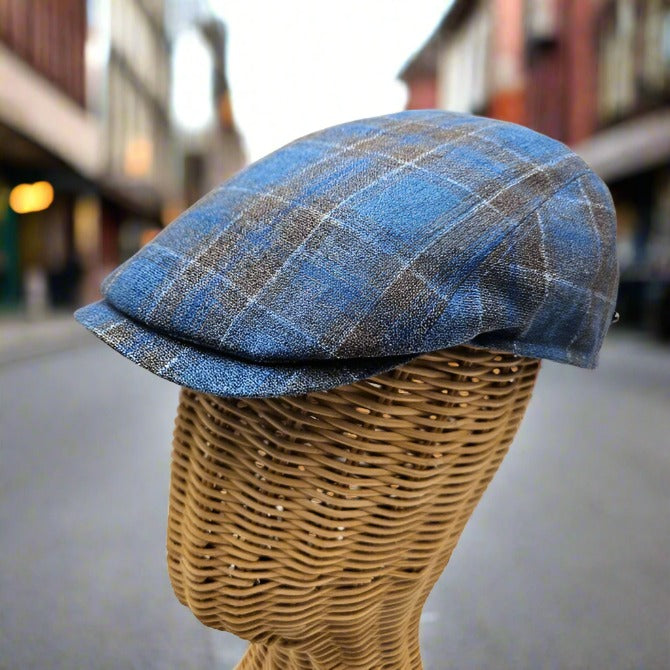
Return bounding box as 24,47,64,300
167,352,539,644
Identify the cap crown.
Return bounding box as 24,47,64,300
101,110,618,368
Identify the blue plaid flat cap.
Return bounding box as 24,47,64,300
75,110,618,397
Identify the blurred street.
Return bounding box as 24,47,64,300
1,331,668,670
1,1,670,668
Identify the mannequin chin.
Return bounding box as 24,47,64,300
166,348,540,669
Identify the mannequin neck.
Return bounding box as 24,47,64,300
235,604,422,670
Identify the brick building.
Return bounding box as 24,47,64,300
399,0,670,336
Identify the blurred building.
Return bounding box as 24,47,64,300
0,0,242,314
0,0,176,311
82,0,182,305
167,0,246,206
399,0,526,124
0,0,95,310
577,0,670,338
187,18,245,203
400,0,670,338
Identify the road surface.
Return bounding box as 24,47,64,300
1,331,668,669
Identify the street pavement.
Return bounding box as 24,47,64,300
0,312,91,366
1,328,669,669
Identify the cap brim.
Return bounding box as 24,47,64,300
74,300,417,398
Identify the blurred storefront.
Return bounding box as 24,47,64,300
1,0,242,314
84,0,180,303
0,0,96,312
579,0,670,339
400,0,670,338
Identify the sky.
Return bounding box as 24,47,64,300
203,0,449,162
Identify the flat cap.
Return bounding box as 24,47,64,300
75,110,618,397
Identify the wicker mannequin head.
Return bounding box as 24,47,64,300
167,346,539,669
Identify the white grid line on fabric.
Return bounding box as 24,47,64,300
352,150,506,214
471,128,563,196
222,142,578,308
92,301,332,380
151,212,459,356
215,121,502,348
143,157,592,361
93,312,308,390
101,115,607,365
150,212,470,349
95,317,181,364
300,139,542,223
221,185,501,311
298,112,482,150
507,261,616,305
97,320,127,339
230,145,509,222
577,177,605,286
126,129,391,321
520,210,551,338
466,171,616,308
384,150,580,280
333,154,581,350
158,353,181,375
304,119,593,221
96,243,339,358
150,242,339,356
223,184,421,253
136,116,515,335
224,184,466,266
158,186,497,314
566,178,605,354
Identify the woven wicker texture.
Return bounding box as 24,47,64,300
167,346,540,669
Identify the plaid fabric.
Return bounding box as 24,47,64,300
75,110,619,397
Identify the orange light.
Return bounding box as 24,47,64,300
124,137,153,178
161,200,185,226
74,195,102,259
140,227,161,247
9,181,54,214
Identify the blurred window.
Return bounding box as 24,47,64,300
525,0,559,43
437,2,492,114
597,0,670,125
